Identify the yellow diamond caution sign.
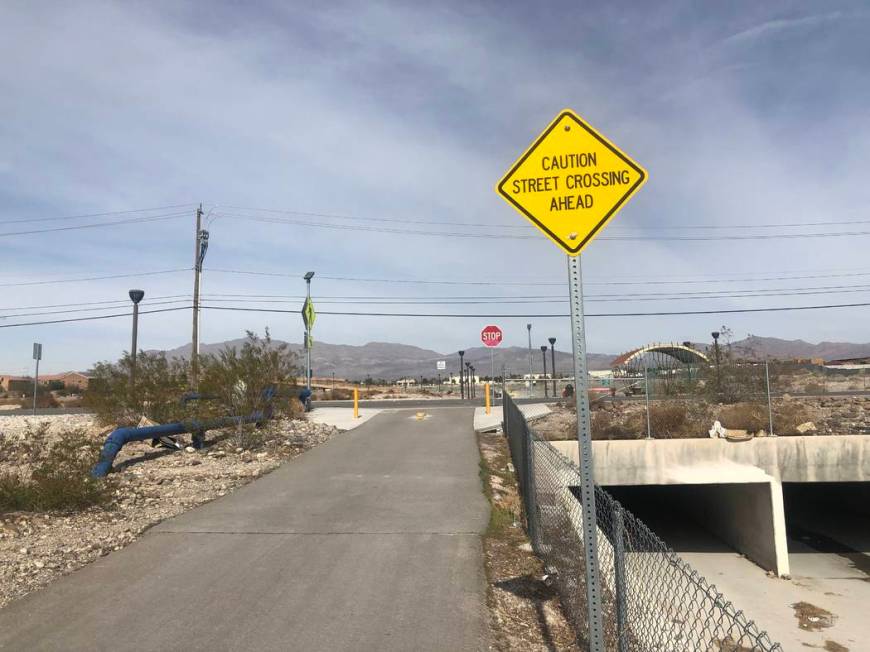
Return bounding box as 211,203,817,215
496,109,647,255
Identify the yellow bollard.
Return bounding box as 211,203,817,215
353,388,359,419
485,382,491,415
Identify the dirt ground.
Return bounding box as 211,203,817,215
477,430,581,651
0,414,339,610
534,396,870,441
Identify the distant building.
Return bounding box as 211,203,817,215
0,375,30,393
825,357,870,370
0,371,90,393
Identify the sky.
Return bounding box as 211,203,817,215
2,1,870,374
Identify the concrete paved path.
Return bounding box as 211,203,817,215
0,409,490,651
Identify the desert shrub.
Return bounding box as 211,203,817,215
715,402,768,433
19,383,59,408
647,401,710,438
591,410,638,440
84,352,190,426
772,401,813,436
0,426,110,514
198,330,302,424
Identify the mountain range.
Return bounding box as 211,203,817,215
152,335,870,381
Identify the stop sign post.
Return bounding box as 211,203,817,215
480,325,502,380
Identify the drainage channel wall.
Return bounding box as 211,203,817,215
551,435,870,576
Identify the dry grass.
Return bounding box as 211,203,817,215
714,403,769,433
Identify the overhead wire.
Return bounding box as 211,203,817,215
0,211,190,237
0,203,197,225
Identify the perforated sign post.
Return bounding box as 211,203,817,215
496,109,647,652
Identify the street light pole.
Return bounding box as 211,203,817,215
32,343,42,416
527,323,533,397
458,350,465,399
129,290,145,392
470,365,476,399
549,337,557,397
541,345,549,398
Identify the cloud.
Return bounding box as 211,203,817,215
721,12,844,45
1,1,869,372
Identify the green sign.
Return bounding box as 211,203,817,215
302,297,316,330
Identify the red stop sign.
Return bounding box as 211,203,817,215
480,325,503,348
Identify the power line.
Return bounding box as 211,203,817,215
216,211,870,242
220,204,870,232
0,298,192,320
0,211,189,237
0,306,190,329
196,302,870,318
0,294,190,312
0,269,190,288
3,298,870,329
207,267,870,288
0,203,196,225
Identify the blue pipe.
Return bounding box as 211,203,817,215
91,412,264,477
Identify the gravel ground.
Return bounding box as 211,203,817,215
478,430,580,650
535,396,870,440
0,413,340,610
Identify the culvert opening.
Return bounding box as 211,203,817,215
604,484,734,554
783,481,870,580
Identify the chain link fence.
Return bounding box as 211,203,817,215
503,392,782,651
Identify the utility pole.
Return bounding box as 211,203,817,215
549,337,557,397
541,345,549,398
458,350,465,399
191,204,207,390
527,323,533,397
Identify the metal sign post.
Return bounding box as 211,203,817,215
496,108,647,652
567,255,605,649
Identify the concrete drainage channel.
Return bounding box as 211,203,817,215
551,435,870,577
551,435,870,649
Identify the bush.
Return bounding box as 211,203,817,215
772,402,813,436
84,330,303,431
715,403,768,433
84,351,190,426
0,425,110,514
198,330,302,422
591,410,638,440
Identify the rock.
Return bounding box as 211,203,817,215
240,451,253,463
796,422,817,434
34,561,45,569
255,452,267,460
189,459,202,466
210,450,226,458
184,446,196,453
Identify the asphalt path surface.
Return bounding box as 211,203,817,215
0,408,490,651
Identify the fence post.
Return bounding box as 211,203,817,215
613,504,628,652
524,416,539,551
765,359,775,437
644,362,652,440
